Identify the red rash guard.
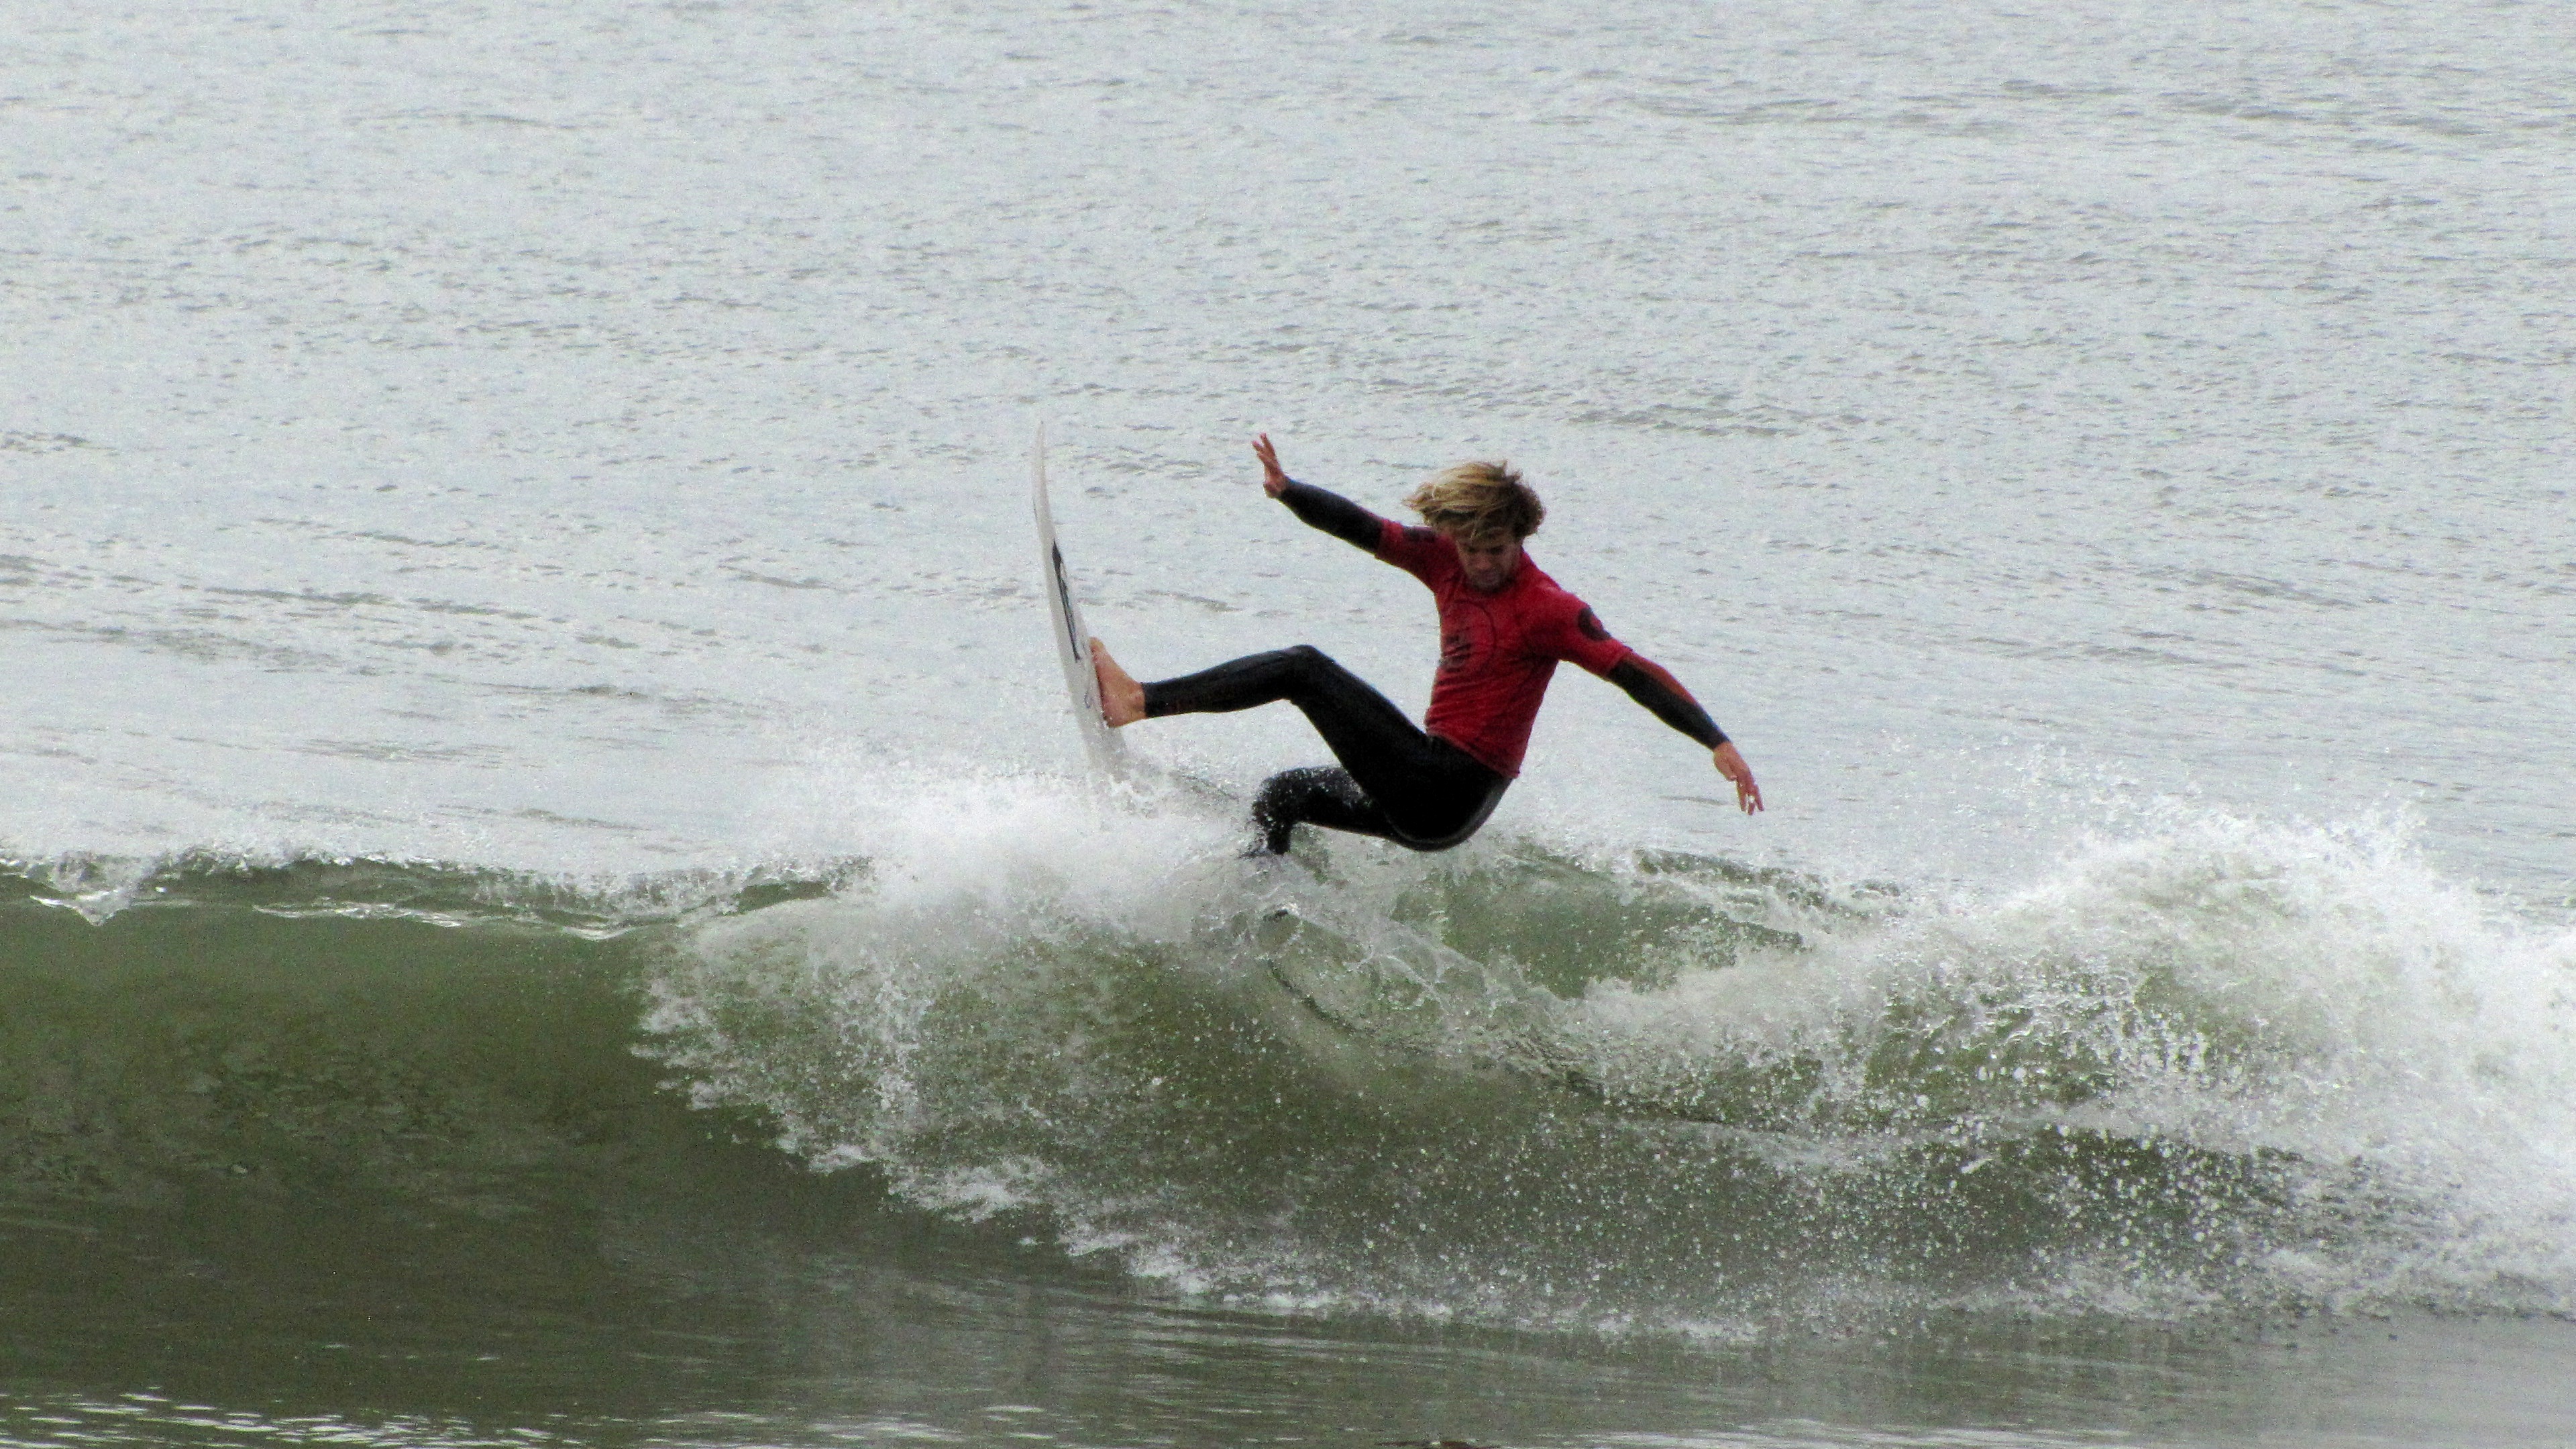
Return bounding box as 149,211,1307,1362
1374,521,1632,777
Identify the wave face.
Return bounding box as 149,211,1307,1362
7,783,2572,1338
640,781,2576,1334
0,856,689,1225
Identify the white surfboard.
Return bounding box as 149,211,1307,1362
1032,428,1132,777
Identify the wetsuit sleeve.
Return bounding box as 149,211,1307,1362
1608,656,1730,749
1373,521,1450,581
1275,480,1385,551
1546,600,1636,678
1546,596,1731,748
1276,480,1448,583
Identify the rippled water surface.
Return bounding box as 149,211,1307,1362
4,0,2572,1443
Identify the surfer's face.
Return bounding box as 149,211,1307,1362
1450,533,1523,592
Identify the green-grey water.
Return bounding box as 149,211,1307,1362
5,847,2571,1445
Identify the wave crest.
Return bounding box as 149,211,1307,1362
640,790,2576,1331
7,786,2567,1336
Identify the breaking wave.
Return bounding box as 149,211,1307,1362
5,777,2571,1338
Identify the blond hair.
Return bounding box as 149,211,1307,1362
1403,460,1544,542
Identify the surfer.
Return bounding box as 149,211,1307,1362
1091,435,1761,855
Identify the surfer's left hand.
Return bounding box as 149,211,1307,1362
1713,742,1762,814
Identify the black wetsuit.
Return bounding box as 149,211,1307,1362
1144,480,1729,855
1146,646,1510,854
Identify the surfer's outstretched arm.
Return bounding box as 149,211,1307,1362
1254,433,1385,551
1609,656,1763,814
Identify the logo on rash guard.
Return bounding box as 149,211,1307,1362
1439,603,1499,677
1439,629,1473,674
1576,607,1610,641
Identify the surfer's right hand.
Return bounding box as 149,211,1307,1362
1253,433,1291,498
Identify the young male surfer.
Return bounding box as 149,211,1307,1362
1091,435,1761,855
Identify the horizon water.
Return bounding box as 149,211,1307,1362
4,0,2573,1445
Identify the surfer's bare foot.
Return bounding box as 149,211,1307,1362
1091,640,1146,727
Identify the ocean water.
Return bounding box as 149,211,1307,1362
4,0,2573,1444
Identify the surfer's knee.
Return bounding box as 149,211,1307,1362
1248,770,1308,855
1251,765,1318,821
1273,643,1344,685
1250,764,1362,855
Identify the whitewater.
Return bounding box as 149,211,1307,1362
4,0,2573,1444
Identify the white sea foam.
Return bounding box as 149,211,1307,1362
1553,812,2576,1312
636,778,2576,1328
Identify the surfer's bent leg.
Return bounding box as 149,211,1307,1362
1143,646,1507,853
1249,767,1387,855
